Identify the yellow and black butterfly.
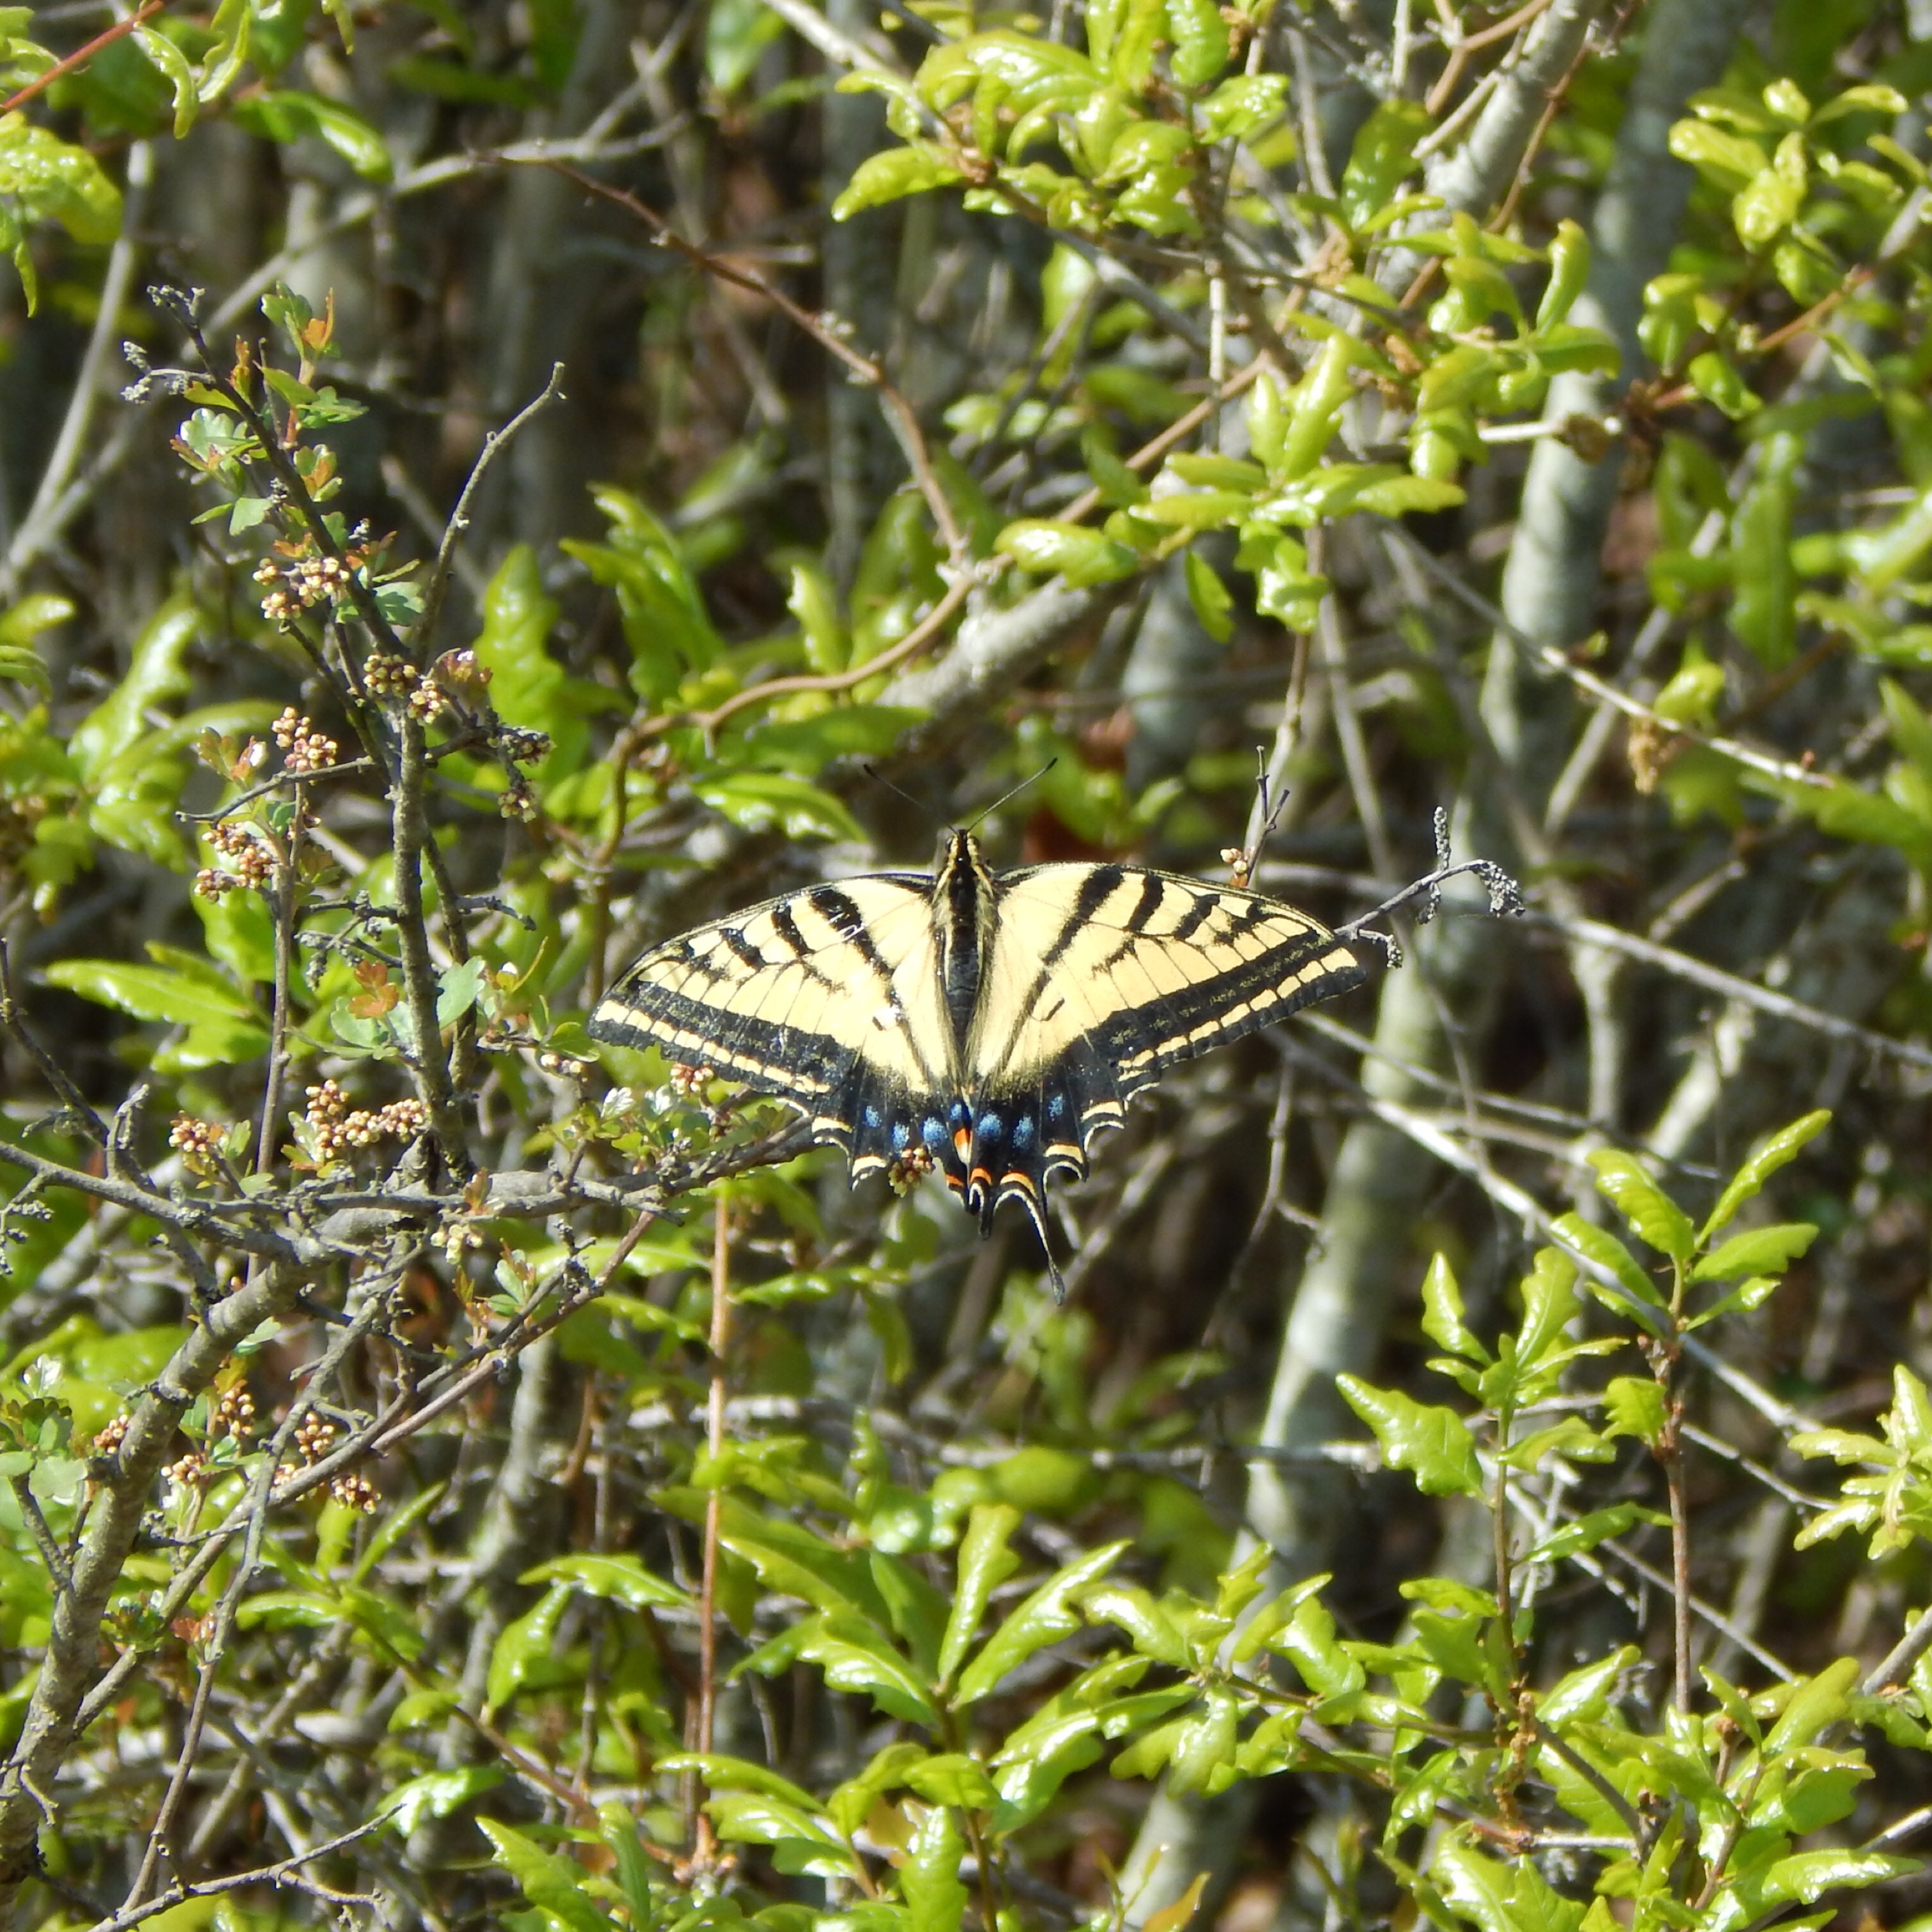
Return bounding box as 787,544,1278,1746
589,829,1370,1289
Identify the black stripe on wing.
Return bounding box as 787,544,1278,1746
589,982,856,1101
1101,932,1363,1091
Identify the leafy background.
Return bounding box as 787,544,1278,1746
8,4,1932,1932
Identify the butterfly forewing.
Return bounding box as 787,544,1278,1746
976,863,1365,1114
590,877,953,1150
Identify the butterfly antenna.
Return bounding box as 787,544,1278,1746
860,765,940,826
967,759,1057,834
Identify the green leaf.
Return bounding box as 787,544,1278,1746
0,645,49,695
693,770,863,841
1759,1850,1920,1905
1536,218,1590,330
795,1613,939,1724
1668,118,1766,192
1080,1583,1191,1669
473,545,586,787
905,1752,999,1809
1763,1656,1859,1753
1420,1252,1485,1363
1432,1837,1584,1932
832,145,967,217
1700,1110,1830,1241
1690,1221,1816,1282
381,1765,503,1833
231,90,393,180
479,1819,613,1932
1275,1595,1365,1701
995,519,1140,586
656,1754,824,1814
1336,1376,1483,1497
939,1502,1021,1687
953,1541,1127,1705
1601,1377,1668,1450
787,562,847,673
1550,1213,1664,1309
1526,1503,1662,1565
486,1581,571,1713
1184,548,1233,643
1339,100,1429,231
1731,431,1800,662
0,116,123,259
1515,1248,1581,1367
69,597,199,780
1501,1416,1616,1473
519,1552,693,1611
132,24,199,135
45,958,262,1032
901,1801,968,1932
1586,1152,1694,1262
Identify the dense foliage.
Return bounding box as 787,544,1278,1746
10,3,1932,1932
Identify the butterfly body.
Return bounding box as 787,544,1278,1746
590,830,1365,1271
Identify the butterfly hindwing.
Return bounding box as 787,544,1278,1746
590,877,956,1162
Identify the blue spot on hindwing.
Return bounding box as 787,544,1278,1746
1011,1114,1035,1150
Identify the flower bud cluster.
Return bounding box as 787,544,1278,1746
165,1449,208,1490
194,818,276,898
669,1063,717,1098
213,1384,257,1441
886,1146,936,1197
295,1414,337,1464
273,706,339,774
496,727,550,765
254,552,352,626
168,1114,226,1176
331,1471,379,1514
304,1080,428,1163
362,652,419,698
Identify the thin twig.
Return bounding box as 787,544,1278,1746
544,167,965,565
411,364,567,656
0,1,162,114
85,1819,383,1932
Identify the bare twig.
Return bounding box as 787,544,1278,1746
411,364,568,656
0,1,162,114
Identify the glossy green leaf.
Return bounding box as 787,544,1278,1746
833,145,967,217
995,519,1140,585
939,1502,1020,1687
1601,1376,1668,1449
479,1819,615,1932
1690,1221,1816,1282
485,1581,571,1712
1551,1213,1664,1308
520,1552,693,1610
1420,1252,1484,1363
1700,1110,1830,1241
953,1541,1127,1705
902,1800,968,1932
1337,1376,1483,1497
1587,1151,1694,1262
381,1766,503,1833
